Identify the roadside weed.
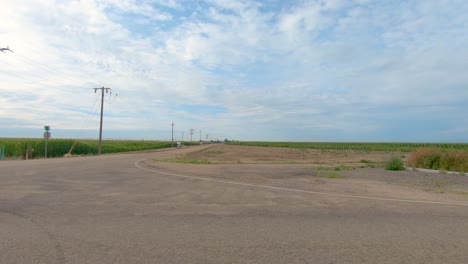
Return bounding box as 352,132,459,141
385,156,405,171
327,172,344,179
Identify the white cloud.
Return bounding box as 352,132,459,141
104,0,174,21
277,2,321,34
1,0,468,141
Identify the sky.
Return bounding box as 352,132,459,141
1,0,468,142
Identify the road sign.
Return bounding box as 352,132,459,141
44,126,50,131
44,131,51,139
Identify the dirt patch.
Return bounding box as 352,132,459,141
171,144,405,167
149,144,468,201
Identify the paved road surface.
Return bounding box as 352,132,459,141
1,146,467,264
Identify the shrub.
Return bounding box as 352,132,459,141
385,156,405,171
407,148,468,173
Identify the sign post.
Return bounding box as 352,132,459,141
0,145,5,160
44,126,51,158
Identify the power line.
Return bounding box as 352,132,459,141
0,66,77,89
0,71,87,99
1,45,99,89
67,95,102,155
15,53,98,86
12,45,99,85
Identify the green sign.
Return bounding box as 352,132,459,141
44,126,50,131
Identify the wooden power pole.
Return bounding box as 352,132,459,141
94,87,112,155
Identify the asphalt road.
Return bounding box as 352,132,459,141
1,146,467,264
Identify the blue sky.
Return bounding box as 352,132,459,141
1,0,468,142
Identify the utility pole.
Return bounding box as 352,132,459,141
200,130,202,142
189,129,194,143
94,87,111,155
170,122,175,147
0,46,13,53
182,131,184,143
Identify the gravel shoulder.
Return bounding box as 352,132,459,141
147,144,468,202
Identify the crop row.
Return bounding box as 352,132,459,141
226,141,468,152
0,138,198,159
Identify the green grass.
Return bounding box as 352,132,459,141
226,141,468,152
0,138,196,159
312,170,345,178
333,165,355,171
310,166,334,171
326,172,344,179
204,151,224,154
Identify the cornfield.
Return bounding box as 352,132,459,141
0,138,198,159
226,141,468,152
